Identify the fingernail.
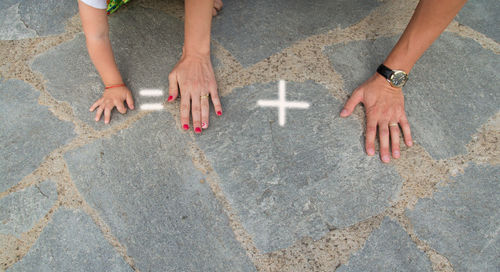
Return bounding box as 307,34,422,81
195,127,202,133
340,109,348,116
367,148,375,156
216,111,222,116
202,122,208,129
382,155,390,162
183,124,189,130
167,96,173,102
408,140,413,146
394,151,400,158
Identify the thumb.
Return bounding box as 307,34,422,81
340,88,363,117
167,72,179,102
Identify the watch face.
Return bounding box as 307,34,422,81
390,71,408,88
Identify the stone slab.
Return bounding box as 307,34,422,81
0,80,75,192
31,5,184,130
8,208,133,272
324,33,499,159
211,0,379,67
194,80,403,253
0,3,37,40
0,0,78,39
64,112,256,272
0,180,57,237
456,0,500,42
407,164,500,272
337,217,432,272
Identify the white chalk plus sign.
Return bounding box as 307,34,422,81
257,80,310,127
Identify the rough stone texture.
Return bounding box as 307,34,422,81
407,164,500,272
0,3,37,40
195,80,403,253
211,0,379,67
456,0,500,42
31,6,184,130
8,208,133,272
64,112,256,272
325,33,499,159
337,217,432,272
0,80,75,192
0,0,78,39
0,180,57,237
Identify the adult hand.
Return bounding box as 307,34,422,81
89,86,134,124
340,73,413,162
167,53,222,134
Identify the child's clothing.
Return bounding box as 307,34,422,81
80,0,131,14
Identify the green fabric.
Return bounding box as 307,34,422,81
107,0,131,14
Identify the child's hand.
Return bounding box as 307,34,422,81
89,86,134,124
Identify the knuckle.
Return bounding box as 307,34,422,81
180,103,190,112
366,126,377,134
192,105,201,112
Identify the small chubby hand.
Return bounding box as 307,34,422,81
167,53,222,134
89,85,134,124
340,73,413,163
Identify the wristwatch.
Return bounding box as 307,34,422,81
377,64,408,88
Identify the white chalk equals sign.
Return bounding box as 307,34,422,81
139,89,164,111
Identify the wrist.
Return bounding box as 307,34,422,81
182,45,210,59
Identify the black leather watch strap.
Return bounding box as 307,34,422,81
377,64,393,80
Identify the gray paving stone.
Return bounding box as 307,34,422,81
0,3,37,40
211,0,379,67
325,33,499,159
0,180,57,237
31,5,184,130
0,80,75,192
8,208,133,272
195,80,403,253
0,0,78,39
337,217,432,272
456,0,500,42
407,164,500,272
64,112,256,272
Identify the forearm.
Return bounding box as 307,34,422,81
183,0,214,57
78,0,123,86
384,0,468,73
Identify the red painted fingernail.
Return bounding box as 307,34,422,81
195,127,202,133
167,96,173,102
216,111,222,116
183,124,189,130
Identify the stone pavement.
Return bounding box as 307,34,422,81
0,0,498,271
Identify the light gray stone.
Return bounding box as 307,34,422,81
64,112,256,272
211,0,379,67
337,217,432,272
456,0,500,42
0,4,37,40
31,6,184,130
18,0,78,37
8,208,133,272
0,180,57,237
325,33,499,159
194,80,403,253
0,80,75,192
0,0,78,38
407,164,500,272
